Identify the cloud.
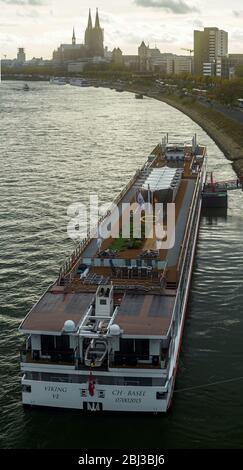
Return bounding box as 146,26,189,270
17,8,40,17
0,22,17,26
134,0,199,14
193,19,203,28
0,0,44,5
231,29,243,42
233,10,243,17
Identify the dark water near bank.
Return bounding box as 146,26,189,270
0,82,243,449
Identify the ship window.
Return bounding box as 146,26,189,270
22,385,31,393
125,381,139,386
56,335,70,351
50,375,68,383
119,339,149,360
120,339,134,354
100,299,107,305
41,335,54,354
135,339,149,360
41,335,71,353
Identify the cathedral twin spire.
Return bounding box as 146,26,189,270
87,8,100,29
88,8,92,29
95,8,100,29
84,8,104,57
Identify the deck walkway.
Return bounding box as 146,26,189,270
166,179,195,268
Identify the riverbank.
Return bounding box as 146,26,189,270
126,86,243,178
157,95,243,177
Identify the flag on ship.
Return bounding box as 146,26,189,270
88,370,95,397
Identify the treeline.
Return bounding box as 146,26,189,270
2,63,243,105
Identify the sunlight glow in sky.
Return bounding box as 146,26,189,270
1,0,243,59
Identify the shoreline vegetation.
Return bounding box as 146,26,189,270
2,73,243,178
136,90,243,178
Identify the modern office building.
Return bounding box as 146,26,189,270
194,27,228,76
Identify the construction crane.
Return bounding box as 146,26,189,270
181,48,194,56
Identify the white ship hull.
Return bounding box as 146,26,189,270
21,381,173,413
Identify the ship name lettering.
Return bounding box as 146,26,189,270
44,386,67,393
112,389,146,398
112,390,123,396
127,390,145,397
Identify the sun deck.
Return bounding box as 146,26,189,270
116,293,175,337
60,175,196,295
20,289,94,333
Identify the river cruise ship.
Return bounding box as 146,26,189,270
19,134,207,413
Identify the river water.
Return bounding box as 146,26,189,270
0,82,243,449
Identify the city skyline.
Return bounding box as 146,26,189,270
1,0,243,59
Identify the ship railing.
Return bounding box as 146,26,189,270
168,176,202,337
177,173,201,277
166,175,202,335
20,348,78,365
58,143,164,283
58,171,145,284
110,353,168,370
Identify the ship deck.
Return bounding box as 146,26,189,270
116,293,175,337
19,141,206,337
20,289,94,333
65,176,196,290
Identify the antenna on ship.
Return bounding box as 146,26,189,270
192,133,197,153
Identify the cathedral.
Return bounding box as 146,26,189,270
53,9,104,63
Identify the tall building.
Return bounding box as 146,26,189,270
194,27,228,76
85,8,104,57
17,48,26,64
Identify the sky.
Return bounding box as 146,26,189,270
1,0,243,59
